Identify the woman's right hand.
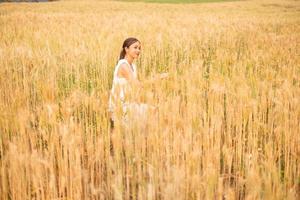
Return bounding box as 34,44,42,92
159,72,169,79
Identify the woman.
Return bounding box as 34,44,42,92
108,37,168,130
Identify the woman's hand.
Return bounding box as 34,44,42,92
158,72,169,79
147,72,169,83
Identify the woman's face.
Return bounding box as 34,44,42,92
125,41,141,59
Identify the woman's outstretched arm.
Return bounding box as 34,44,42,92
117,63,169,87
143,72,169,85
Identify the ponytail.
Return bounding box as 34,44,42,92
119,48,126,60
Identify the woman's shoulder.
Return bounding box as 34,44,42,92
116,59,136,73
118,59,127,65
114,59,127,72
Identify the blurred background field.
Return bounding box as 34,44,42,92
0,0,299,199
117,0,238,3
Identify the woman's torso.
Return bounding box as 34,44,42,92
108,59,137,116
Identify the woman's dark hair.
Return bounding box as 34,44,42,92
119,37,140,60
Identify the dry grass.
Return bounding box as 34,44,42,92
0,0,299,199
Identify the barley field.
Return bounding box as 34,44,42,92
0,0,299,199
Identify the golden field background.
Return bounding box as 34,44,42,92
0,0,299,199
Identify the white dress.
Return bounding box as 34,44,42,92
108,59,153,125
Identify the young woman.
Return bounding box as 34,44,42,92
108,37,168,130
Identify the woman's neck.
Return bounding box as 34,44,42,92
124,55,134,65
